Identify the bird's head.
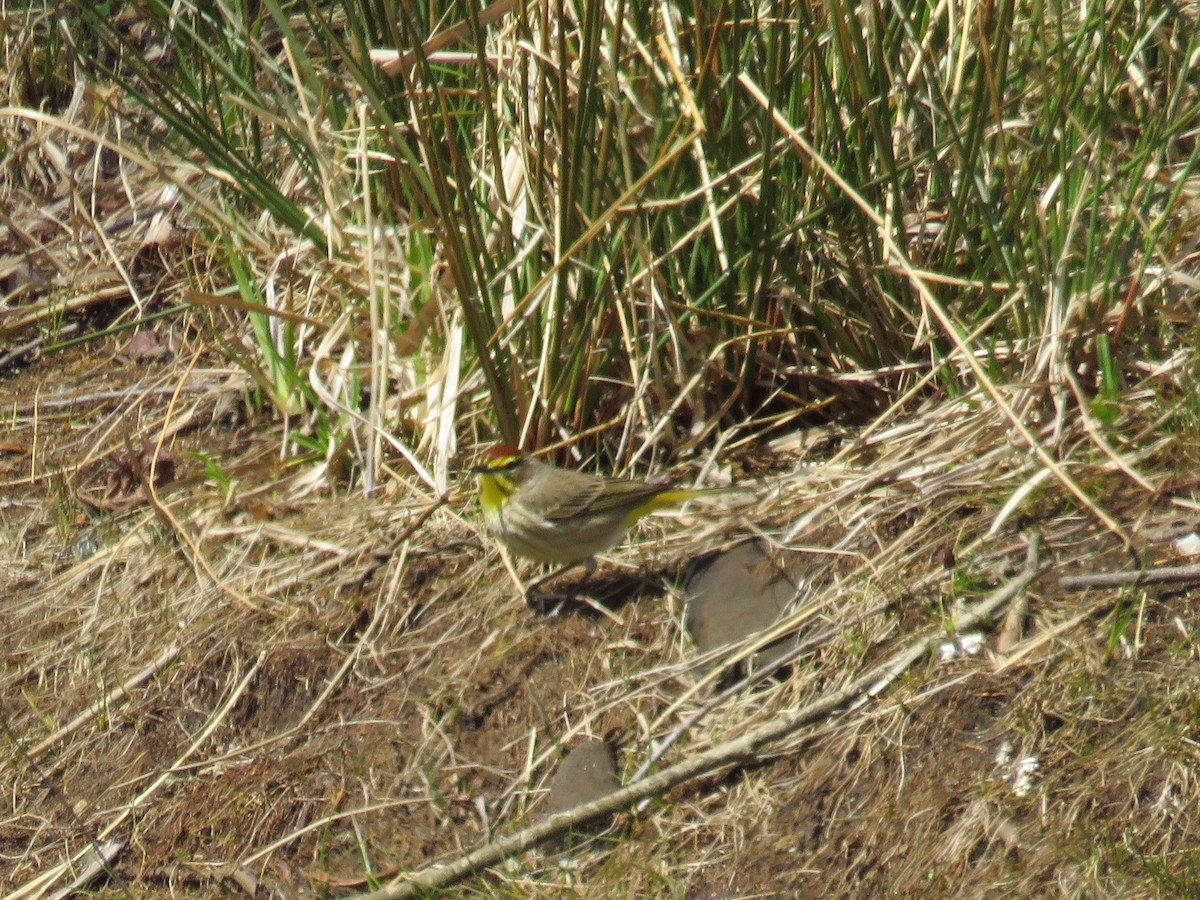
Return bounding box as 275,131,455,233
472,444,533,510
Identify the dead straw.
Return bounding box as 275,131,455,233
352,535,1042,899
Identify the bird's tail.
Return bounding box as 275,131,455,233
644,485,748,513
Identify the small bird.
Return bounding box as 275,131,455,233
472,444,726,571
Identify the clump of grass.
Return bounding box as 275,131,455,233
53,0,1200,486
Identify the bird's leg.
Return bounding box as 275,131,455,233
524,557,596,615
525,562,576,596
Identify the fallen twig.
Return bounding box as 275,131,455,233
1058,563,1200,592
357,492,452,588
48,840,127,900
630,597,894,784
351,534,1043,900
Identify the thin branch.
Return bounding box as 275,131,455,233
1059,563,1200,592
351,535,1042,900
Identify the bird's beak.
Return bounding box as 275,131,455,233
470,464,489,474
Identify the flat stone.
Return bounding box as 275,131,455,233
684,539,797,671
544,738,619,816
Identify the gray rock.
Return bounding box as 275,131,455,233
685,539,798,672
544,738,619,816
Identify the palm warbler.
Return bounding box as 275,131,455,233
472,444,724,569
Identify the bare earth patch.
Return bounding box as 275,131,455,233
5,333,1200,898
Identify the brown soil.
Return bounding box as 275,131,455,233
5,332,1200,899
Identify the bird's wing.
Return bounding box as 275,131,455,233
542,472,664,521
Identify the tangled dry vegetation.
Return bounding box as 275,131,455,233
5,321,1200,897
5,7,1200,899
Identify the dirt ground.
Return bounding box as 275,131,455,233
5,326,1200,899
